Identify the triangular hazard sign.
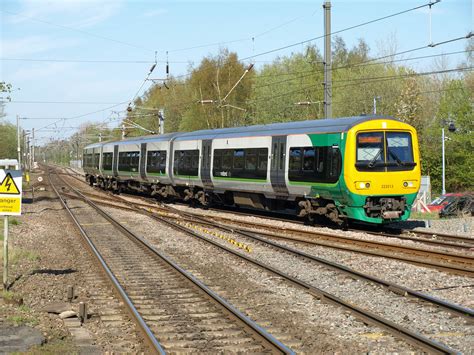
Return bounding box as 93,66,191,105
0,173,20,194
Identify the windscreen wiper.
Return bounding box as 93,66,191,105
368,149,382,168
388,150,402,166
388,150,416,167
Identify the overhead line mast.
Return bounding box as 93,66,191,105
323,1,332,119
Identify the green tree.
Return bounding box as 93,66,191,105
0,122,17,159
421,79,473,193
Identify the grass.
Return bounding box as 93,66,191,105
7,314,39,326
18,304,32,312
410,211,440,220
1,290,16,300
0,218,21,240
27,338,79,355
0,248,41,264
10,218,20,226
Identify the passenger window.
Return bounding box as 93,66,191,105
303,148,315,171
233,150,244,169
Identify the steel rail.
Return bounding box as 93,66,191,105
140,209,459,354
179,213,474,319
194,216,474,274
62,188,474,276
52,168,293,355
65,167,473,248
60,167,465,353
47,170,166,355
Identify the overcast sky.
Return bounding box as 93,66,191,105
1,0,472,144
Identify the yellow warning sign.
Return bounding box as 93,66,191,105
0,173,20,194
0,169,22,215
0,197,21,214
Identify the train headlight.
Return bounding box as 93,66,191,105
403,180,416,188
355,181,371,190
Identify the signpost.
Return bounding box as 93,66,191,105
0,159,22,290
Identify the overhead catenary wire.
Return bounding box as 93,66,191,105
1,9,156,53
256,49,472,80
167,8,319,53
10,100,126,105
34,101,129,132
0,58,187,64
240,1,442,62
247,66,473,105
252,34,473,91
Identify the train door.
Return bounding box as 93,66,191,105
99,145,103,175
168,139,175,185
270,136,289,196
113,145,119,177
200,140,213,189
140,143,147,180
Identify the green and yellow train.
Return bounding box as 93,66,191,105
83,115,421,225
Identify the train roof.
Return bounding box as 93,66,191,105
84,115,398,149
173,115,397,141
84,132,178,150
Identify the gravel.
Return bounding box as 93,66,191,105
102,206,422,353
0,170,146,353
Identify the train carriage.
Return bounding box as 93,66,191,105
83,115,421,225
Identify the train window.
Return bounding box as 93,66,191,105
245,149,257,170
213,150,222,171
233,149,244,170
289,146,341,183
356,132,384,172
130,152,139,172
386,132,414,171
356,132,415,172
213,148,268,180
222,150,232,170
303,148,315,171
118,152,129,171
279,144,285,170
289,148,302,171
147,150,166,174
272,143,278,169
102,152,113,171
118,151,139,172
328,147,341,178
257,148,268,172
94,153,100,169
174,149,199,176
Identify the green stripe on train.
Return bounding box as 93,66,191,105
213,176,267,183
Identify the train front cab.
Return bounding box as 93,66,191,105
341,119,421,224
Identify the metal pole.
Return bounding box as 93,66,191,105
27,137,31,175
121,124,125,140
3,163,9,290
441,127,446,195
159,109,165,135
323,1,332,119
16,115,21,168
3,215,7,290
373,97,377,114
32,128,35,168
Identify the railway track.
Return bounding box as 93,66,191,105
64,166,473,250
49,168,293,354
196,215,474,277
61,185,474,277
56,167,471,354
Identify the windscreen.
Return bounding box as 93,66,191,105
356,131,415,172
